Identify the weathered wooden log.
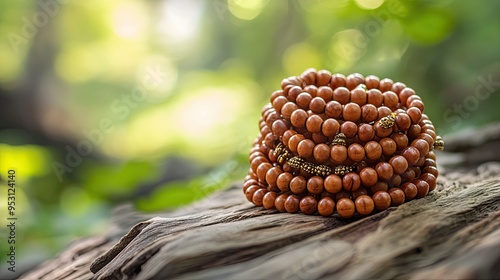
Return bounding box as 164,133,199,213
22,159,500,280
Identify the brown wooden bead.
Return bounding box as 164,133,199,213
249,150,264,163
252,188,267,206
364,141,382,160
407,124,422,140
290,176,307,194
281,102,298,120
375,162,394,180
377,106,392,119
342,172,361,192
262,191,278,209
276,172,293,192
399,87,415,107
380,138,397,156
388,188,405,206
395,113,411,131
300,196,318,215
341,121,358,138
282,130,297,146
297,139,315,158
390,174,402,187
272,119,287,137
312,132,328,144
350,88,367,106
330,73,346,89
343,103,362,122
265,166,283,187
412,139,430,157
410,166,422,178
383,91,399,110
335,190,351,201
325,100,343,118
359,124,375,142
352,186,368,200
427,151,436,161
391,133,409,151
379,78,394,92
284,195,300,213
264,132,277,148
420,173,437,191
365,75,380,89
272,96,288,113
391,82,406,95
336,198,355,218
265,111,279,128
348,143,365,162
243,179,258,193
306,115,323,133
296,92,313,109
333,87,350,104
257,162,273,182
245,185,260,202
270,90,285,103
318,197,335,216
324,174,343,193
316,70,332,87
309,97,326,113
346,73,364,90
372,191,391,211
370,181,389,194
250,156,267,173
409,99,425,112
331,145,348,164
300,68,317,85
317,86,334,102
274,194,288,212
414,179,430,198
400,168,416,183
389,155,408,175
360,167,378,187
307,176,324,195
361,104,378,123
314,144,331,163
287,86,302,102
367,89,383,107
290,109,308,128
374,122,393,138
288,134,305,153
304,85,318,97
402,146,420,166
322,118,340,137
407,107,422,125
355,195,375,215
400,182,417,200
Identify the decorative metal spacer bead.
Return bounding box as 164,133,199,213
434,135,445,151
379,112,396,129
331,133,347,146
314,164,332,177
333,165,355,176
288,156,305,169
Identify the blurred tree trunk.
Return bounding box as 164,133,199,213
0,0,79,150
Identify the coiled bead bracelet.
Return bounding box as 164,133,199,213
243,69,444,218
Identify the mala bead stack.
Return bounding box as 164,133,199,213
243,69,444,218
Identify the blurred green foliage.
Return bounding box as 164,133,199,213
0,0,499,273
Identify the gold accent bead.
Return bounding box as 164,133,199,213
379,112,396,129
331,133,347,146
434,136,444,151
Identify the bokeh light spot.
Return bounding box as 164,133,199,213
354,0,385,10
228,0,270,20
